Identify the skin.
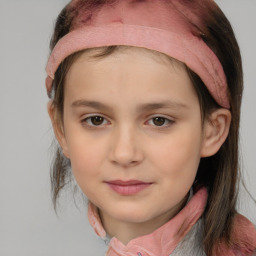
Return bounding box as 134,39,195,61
49,47,231,245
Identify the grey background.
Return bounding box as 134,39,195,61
0,1,255,255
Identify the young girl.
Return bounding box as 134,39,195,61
46,0,256,255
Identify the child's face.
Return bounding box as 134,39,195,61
60,48,206,225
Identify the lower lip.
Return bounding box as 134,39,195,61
106,183,152,195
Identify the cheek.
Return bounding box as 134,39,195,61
150,127,202,180
65,131,108,181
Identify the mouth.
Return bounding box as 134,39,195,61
104,180,153,196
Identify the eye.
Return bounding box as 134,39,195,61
82,115,108,127
147,116,174,127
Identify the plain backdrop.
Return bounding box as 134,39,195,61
0,1,255,255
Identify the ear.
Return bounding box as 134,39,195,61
47,101,70,158
200,108,231,157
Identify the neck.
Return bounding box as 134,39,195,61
98,194,189,245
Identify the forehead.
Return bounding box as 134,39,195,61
71,46,189,72
64,47,198,109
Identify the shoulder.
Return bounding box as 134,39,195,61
215,214,256,256
232,214,256,251
233,214,256,256
232,249,256,256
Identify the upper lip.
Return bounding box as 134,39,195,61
105,180,152,186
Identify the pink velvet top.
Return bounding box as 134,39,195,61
87,187,256,256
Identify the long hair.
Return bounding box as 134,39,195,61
47,1,243,255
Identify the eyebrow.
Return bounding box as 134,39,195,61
71,99,188,112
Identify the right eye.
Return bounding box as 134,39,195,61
82,115,108,127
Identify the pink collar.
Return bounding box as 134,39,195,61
88,187,208,256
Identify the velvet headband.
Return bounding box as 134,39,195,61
46,0,230,108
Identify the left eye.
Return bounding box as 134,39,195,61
148,117,173,127
82,116,108,126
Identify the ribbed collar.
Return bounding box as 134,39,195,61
88,187,208,256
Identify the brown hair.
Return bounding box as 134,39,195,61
48,1,243,255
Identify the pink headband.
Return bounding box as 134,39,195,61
46,0,230,108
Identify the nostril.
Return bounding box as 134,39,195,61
137,253,142,256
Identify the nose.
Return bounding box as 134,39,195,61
109,126,144,167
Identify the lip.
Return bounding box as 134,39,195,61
105,180,153,195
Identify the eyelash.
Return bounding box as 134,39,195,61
81,114,174,129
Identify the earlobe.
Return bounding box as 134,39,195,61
200,108,231,157
47,101,70,158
